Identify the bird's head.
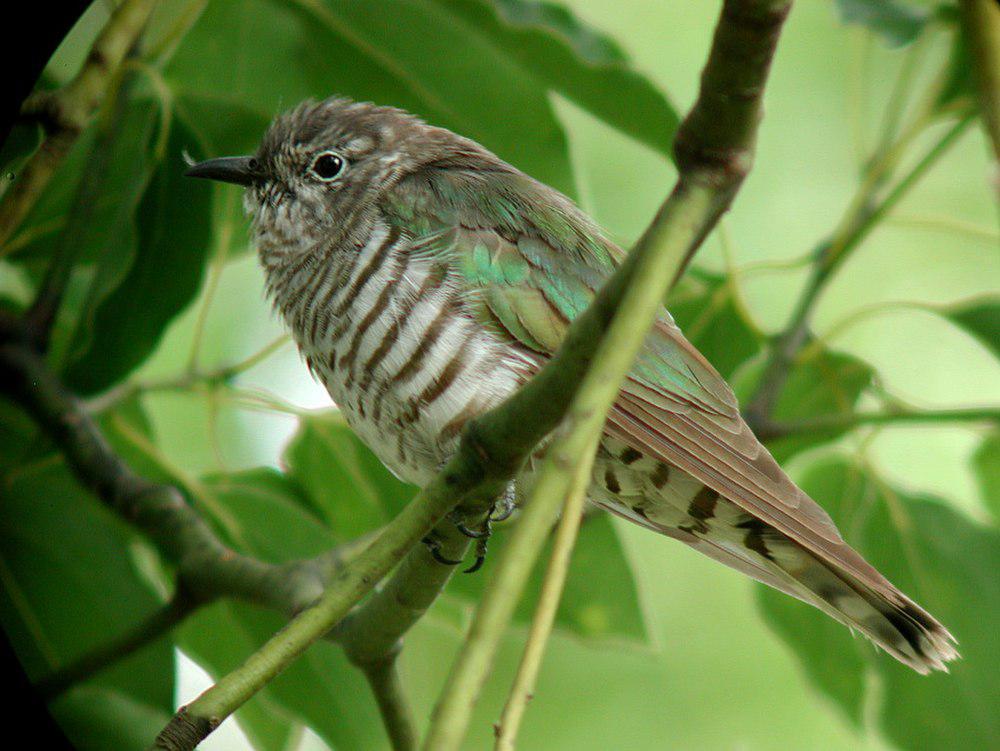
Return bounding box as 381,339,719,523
186,96,436,259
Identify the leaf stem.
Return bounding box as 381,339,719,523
360,654,419,751
745,110,975,429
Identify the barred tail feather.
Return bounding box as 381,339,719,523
600,496,958,673
737,528,959,674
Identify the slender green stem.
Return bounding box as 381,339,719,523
745,111,975,428
493,449,591,751
874,31,931,158
757,406,1000,441
360,654,419,751
959,0,1000,171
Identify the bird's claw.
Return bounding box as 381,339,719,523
489,493,516,523
456,519,491,539
421,535,463,566
443,491,516,573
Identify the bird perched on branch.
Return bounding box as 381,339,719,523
187,96,957,674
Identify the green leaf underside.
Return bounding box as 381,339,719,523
669,270,763,379
757,458,1000,748
942,298,1000,360
177,604,300,751
972,432,1000,524
834,0,929,46
51,686,173,751
283,413,418,539
0,460,175,750
65,117,215,394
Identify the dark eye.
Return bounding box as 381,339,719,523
311,152,345,180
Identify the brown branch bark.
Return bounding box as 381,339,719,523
959,0,1000,178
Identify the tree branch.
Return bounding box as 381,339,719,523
745,110,976,429
0,336,339,617
959,0,1000,180
424,2,792,749
360,652,419,751
0,0,158,250
493,447,591,751
755,406,1000,441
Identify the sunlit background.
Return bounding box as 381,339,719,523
19,1,999,749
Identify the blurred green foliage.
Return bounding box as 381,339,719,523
0,1,997,750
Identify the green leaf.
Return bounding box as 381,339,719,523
0,462,175,748
441,0,678,157
448,514,649,643
0,121,43,179
941,297,1000,359
166,0,675,202
670,270,763,379
734,347,874,462
283,412,417,540
758,580,869,725
973,431,1000,523
179,464,381,749
936,19,974,112
51,686,172,751
179,463,389,750
203,467,338,559
834,0,929,46
65,117,214,394
757,458,1000,749
231,603,389,750
166,0,574,195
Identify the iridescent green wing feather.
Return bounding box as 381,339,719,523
385,164,726,408
383,157,914,604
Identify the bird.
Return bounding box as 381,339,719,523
186,96,958,674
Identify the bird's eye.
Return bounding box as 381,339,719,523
310,152,345,181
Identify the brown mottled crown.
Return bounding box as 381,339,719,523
256,97,430,165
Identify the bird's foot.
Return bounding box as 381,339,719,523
451,491,516,573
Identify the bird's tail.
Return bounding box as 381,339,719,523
673,516,960,673
756,529,959,673
603,497,958,673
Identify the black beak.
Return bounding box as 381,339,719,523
185,156,261,186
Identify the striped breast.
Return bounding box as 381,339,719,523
264,217,528,485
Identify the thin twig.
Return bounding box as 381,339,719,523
0,333,354,619
360,653,419,751
745,111,975,429
755,406,1000,441
959,0,1000,174
493,449,591,751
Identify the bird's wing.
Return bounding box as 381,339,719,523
385,162,901,600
